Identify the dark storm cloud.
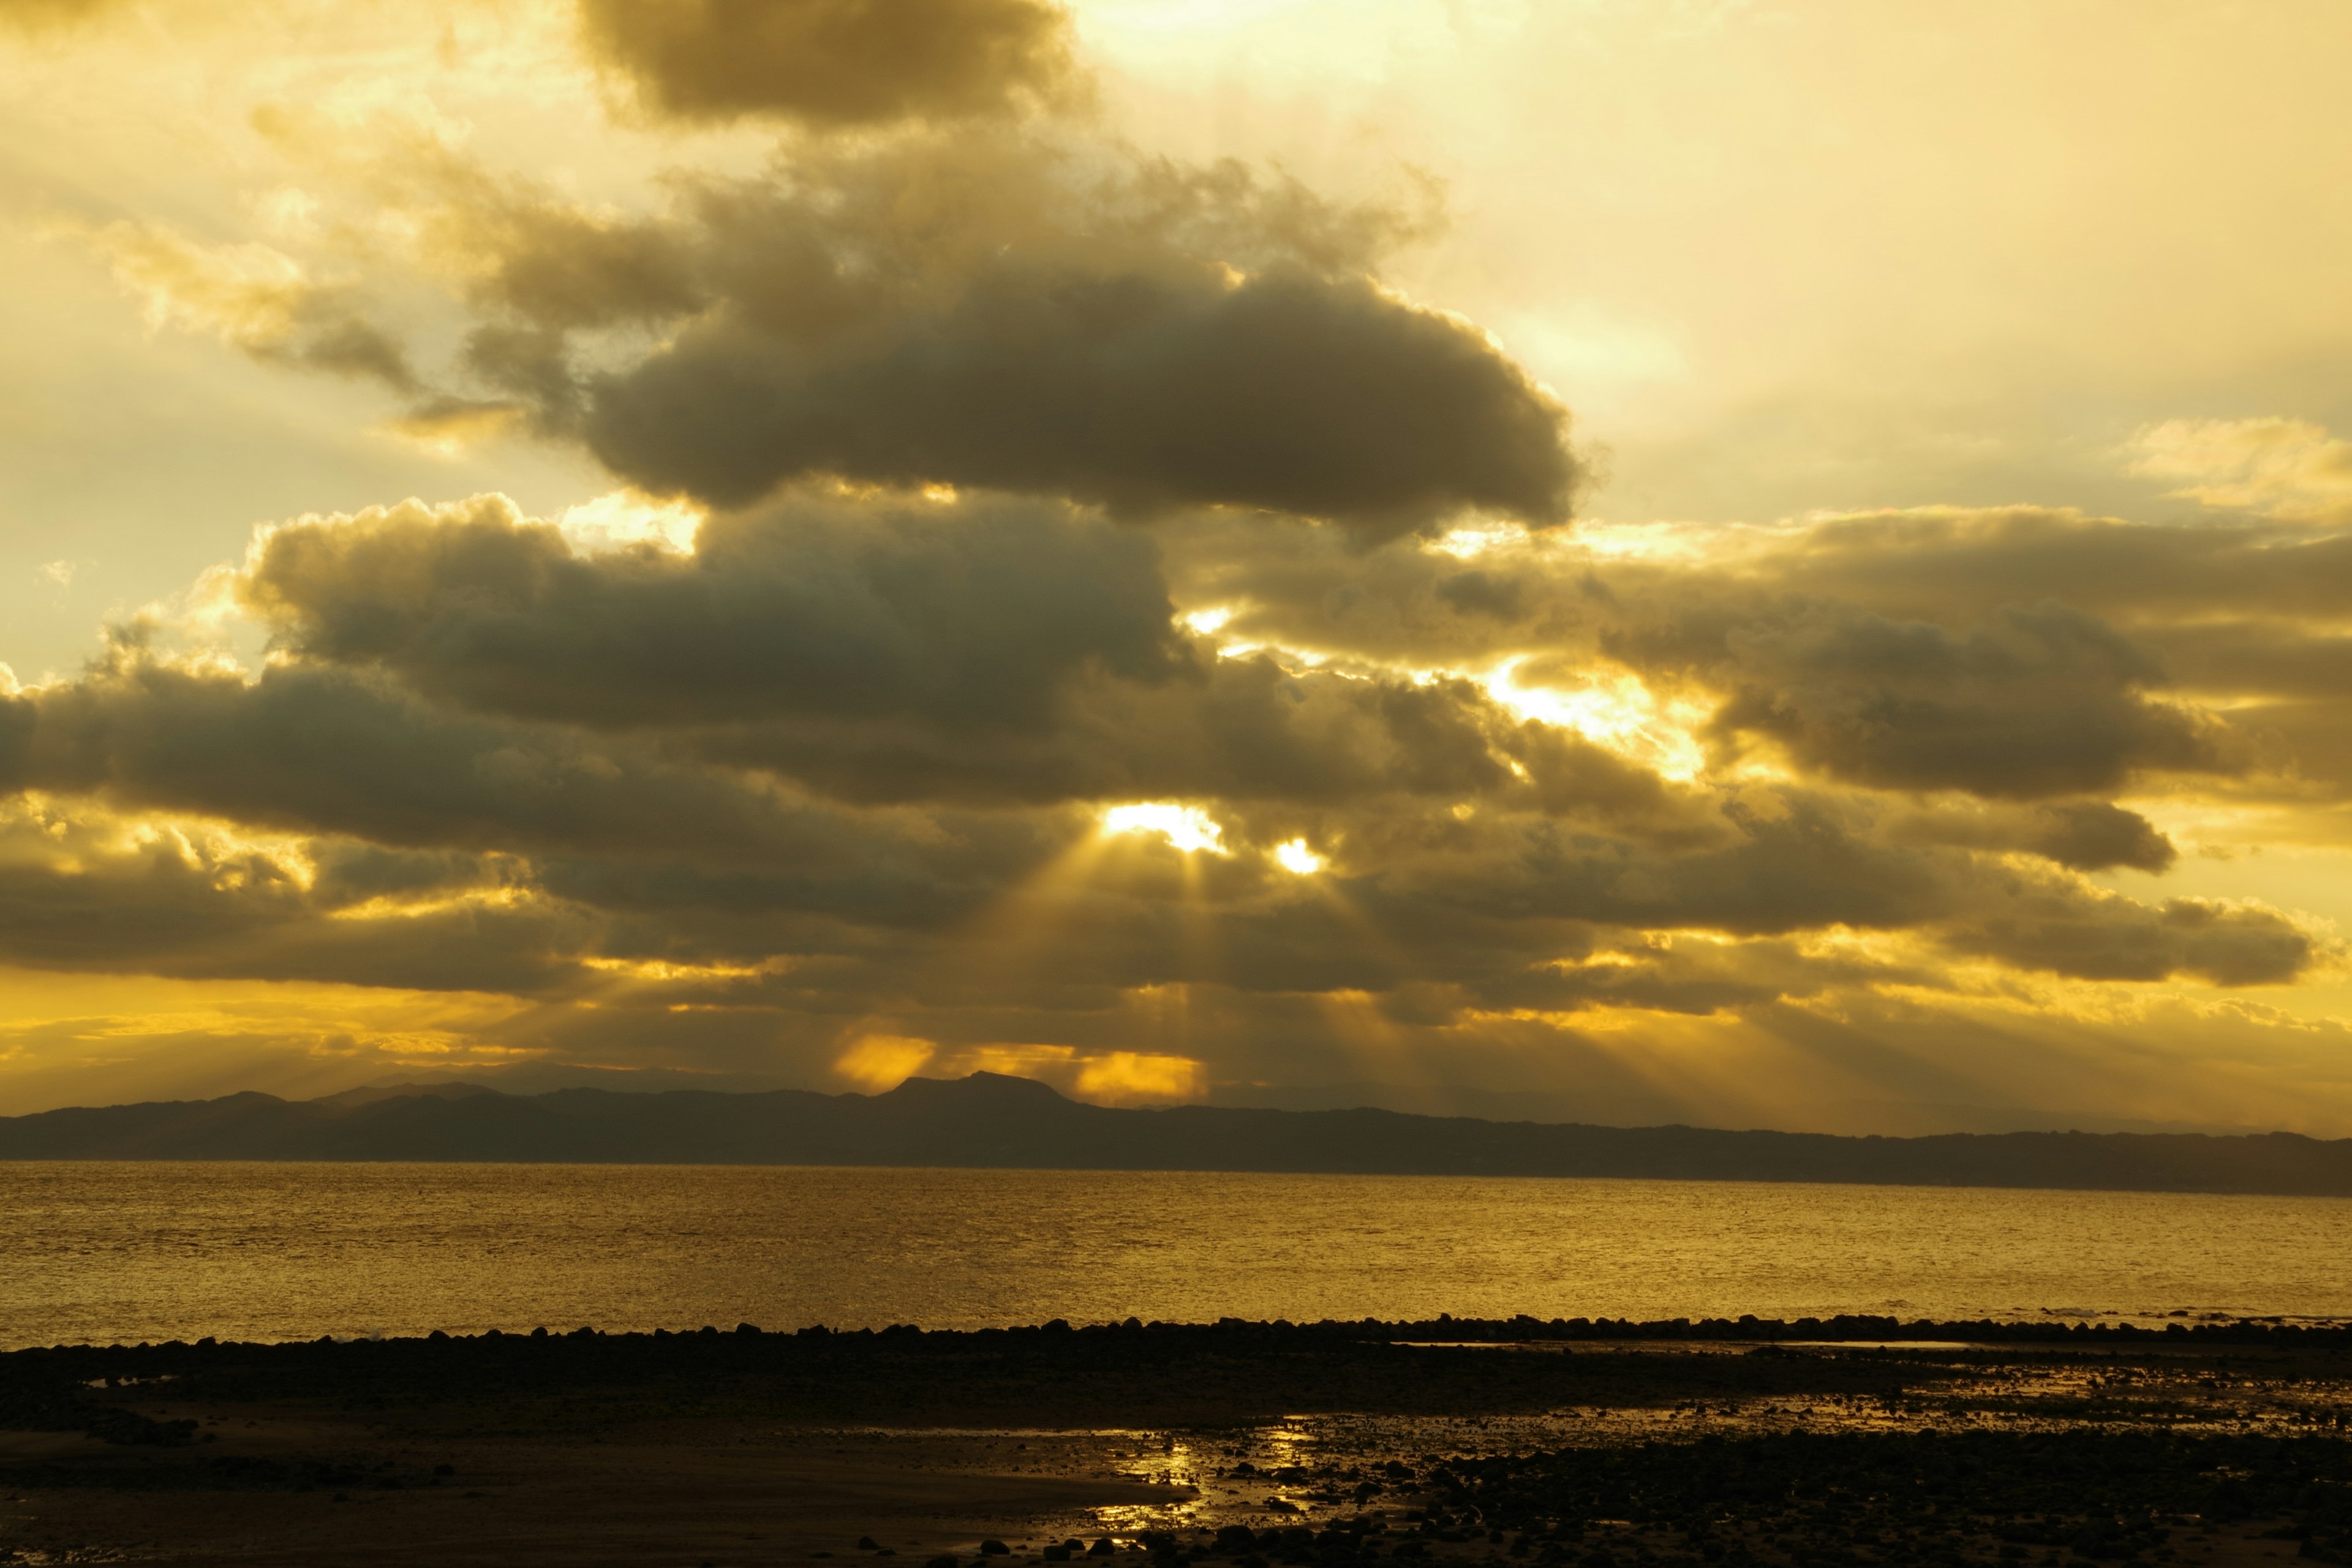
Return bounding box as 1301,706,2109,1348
0,660,2328,1021
582,263,1572,534
393,134,1575,540
1945,894,2316,989
696,654,1514,810
170,494,2328,1000
1321,788,2321,990
967,793,2320,1004
0,692,32,791
13,641,927,878
952,789,2321,1002
1778,506,2352,625
0,811,595,993
235,491,1716,835
2132,621,2352,699
1887,799,2179,873
13,481,2331,1043
578,0,1076,127
242,489,1184,733
1160,503,2352,804
1695,602,2237,799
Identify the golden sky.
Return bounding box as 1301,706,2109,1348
2,0,2351,1134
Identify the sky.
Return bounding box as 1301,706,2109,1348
2,0,2351,1134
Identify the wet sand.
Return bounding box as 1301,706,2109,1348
4,1321,2349,1566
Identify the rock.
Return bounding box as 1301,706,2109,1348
861,1540,884,1551
982,1543,1011,1556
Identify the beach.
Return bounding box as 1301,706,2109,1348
6,1319,2349,1566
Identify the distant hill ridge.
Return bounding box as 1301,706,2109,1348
2,1072,2349,1195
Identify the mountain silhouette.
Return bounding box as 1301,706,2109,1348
2,1072,2348,1195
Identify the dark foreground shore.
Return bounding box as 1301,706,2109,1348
4,1317,2350,1566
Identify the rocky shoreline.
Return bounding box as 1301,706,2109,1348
3,1317,2349,1565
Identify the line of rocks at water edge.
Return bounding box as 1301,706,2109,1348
1,1312,2341,1426
10,1311,2348,1362
0,1319,1942,1443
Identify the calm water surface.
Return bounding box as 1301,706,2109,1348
2,1163,2345,1348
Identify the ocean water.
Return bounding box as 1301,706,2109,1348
3,1161,2348,1349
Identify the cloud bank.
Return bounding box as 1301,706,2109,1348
4,0,2350,1133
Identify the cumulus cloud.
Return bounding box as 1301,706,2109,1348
239,488,1185,734
578,0,1076,127
228,490,1700,827
1160,503,2352,808
584,261,1572,533
1698,602,2237,799
229,121,1574,539
483,138,1569,536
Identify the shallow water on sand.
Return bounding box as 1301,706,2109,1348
4,1162,2348,1348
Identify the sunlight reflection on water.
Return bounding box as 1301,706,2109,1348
3,1162,2348,1348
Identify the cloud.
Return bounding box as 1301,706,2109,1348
1159,503,2352,810
577,0,1077,128
238,488,1185,735
67,221,416,391
13,639,991,894
241,124,1572,540
584,261,1574,535
1944,892,2320,989
0,799,591,994
10,495,2316,1017
518,138,1569,537
2128,418,2352,521
0,0,124,32
10,540,2326,1015
230,490,1707,827
1698,602,2238,799
1887,800,2177,874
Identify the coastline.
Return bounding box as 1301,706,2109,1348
5,1317,2350,1565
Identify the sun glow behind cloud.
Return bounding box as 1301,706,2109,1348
557,491,706,556
1272,839,1324,874
1482,657,1711,782
1102,802,1227,853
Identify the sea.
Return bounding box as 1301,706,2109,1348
4,1162,2347,1350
